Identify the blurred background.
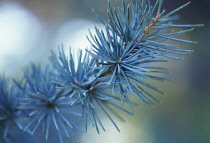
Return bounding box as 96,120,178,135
0,0,209,143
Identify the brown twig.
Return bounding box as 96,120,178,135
142,12,162,39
